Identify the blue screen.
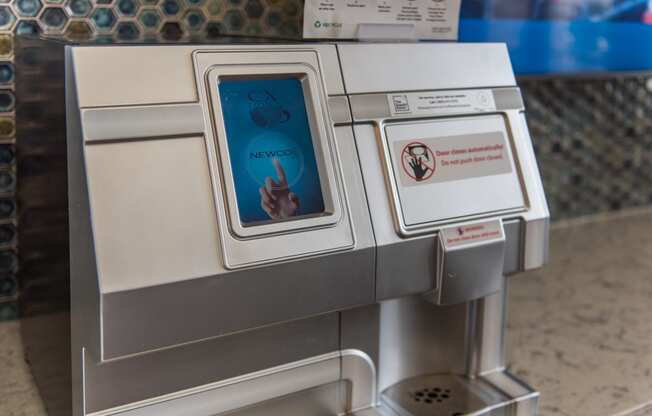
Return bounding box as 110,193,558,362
459,0,652,75
219,78,326,225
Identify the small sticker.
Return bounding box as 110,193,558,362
387,89,496,117
390,94,410,114
441,220,504,248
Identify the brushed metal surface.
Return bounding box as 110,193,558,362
328,96,352,125
219,382,347,416
82,104,205,143
71,44,345,108
493,88,525,111
431,221,506,305
377,296,468,393
84,314,340,413
93,353,342,416
337,43,516,94
101,247,374,359
65,47,101,416
84,136,222,294
72,46,200,107
349,88,525,121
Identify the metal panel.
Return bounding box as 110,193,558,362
71,44,344,109
328,96,352,125
217,382,347,416
72,46,200,108
99,355,342,416
337,43,516,95
349,88,525,121
84,136,222,294
82,104,205,143
84,313,340,413
502,219,522,275
101,247,374,359
377,297,469,393
493,88,525,111
382,115,525,232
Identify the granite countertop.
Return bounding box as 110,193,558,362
3,212,652,415
507,212,652,416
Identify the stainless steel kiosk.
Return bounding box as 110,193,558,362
16,38,549,416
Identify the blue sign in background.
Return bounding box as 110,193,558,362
219,78,325,224
459,1,652,75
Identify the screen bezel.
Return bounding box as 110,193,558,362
207,64,342,238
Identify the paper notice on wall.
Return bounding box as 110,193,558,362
303,0,462,40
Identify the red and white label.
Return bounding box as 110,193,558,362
393,132,512,187
441,220,504,248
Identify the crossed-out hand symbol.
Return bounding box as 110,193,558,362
409,155,430,181
259,158,300,219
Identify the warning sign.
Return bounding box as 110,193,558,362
441,220,504,248
400,141,436,182
393,132,512,187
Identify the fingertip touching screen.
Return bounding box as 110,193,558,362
218,77,326,226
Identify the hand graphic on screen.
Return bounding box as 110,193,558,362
408,156,430,181
259,158,300,220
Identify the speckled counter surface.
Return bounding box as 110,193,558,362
3,213,652,416
0,320,46,416
507,212,652,416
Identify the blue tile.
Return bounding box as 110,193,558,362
91,7,117,29
161,0,180,16
0,63,14,85
40,7,68,28
67,0,92,16
138,8,161,29
183,9,205,30
0,7,16,30
115,21,140,40
0,171,15,193
16,0,43,18
117,0,140,16
14,20,41,36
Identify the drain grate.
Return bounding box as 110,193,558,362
411,386,452,404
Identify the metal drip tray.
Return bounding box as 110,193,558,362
381,372,539,416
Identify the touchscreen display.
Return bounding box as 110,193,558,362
219,78,326,225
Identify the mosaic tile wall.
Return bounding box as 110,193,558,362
521,76,652,220
2,0,652,321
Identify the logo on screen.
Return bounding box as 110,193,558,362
246,132,305,188
247,90,291,128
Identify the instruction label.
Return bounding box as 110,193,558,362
388,90,496,117
303,0,461,40
441,220,504,248
393,132,512,187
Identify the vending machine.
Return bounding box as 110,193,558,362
16,38,549,416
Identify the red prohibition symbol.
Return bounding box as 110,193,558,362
401,141,436,182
